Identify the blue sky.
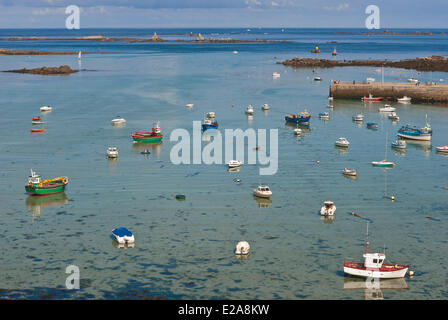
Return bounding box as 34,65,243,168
0,0,446,28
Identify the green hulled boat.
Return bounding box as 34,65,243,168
25,169,69,196
131,121,163,143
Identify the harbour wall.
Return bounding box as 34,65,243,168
329,82,448,103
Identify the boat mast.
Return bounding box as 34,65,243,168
365,222,369,255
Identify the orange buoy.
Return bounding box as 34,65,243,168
30,128,45,133
443,186,447,190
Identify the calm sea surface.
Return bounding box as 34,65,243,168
0,28,448,299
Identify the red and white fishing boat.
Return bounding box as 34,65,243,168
362,94,383,102
344,224,409,279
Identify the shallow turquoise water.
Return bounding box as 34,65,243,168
0,29,448,299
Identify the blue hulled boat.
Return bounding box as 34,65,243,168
367,122,378,130
285,110,311,124
202,118,219,131
397,124,432,141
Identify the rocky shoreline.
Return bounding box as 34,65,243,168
0,34,290,44
3,65,78,75
278,55,448,73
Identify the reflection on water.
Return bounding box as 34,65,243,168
343,277,408,300
112,240,135,249
406,140,432,155
320,214,335,224
235,254,250,261
335,146,349,155
253,196,272,208
26,193,69,219
227,167,241,173
131,142,163,158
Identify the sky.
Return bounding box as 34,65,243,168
0,0,447,28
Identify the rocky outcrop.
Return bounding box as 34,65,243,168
278,56,448,73
4,65,78,75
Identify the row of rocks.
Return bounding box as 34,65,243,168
3,65,78,75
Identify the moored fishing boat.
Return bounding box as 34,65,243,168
379,105,396,112
320,201,336,216
391,139,407,149
285,110,311,124
111,116,126,125
367,122,379,130
435,146,448,153
25,169,69,196
107,147,118,158
335,137,350,148
388,112,400,121
253,185,272,198
397,96,411,103
131,121,164,143
202,118,219,131
313,76,322,81
362,94,382,102
352,114,364,122
342,168,357,176
344,223,409,279
397,124,432,141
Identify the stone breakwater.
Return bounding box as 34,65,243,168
3,65,78,75
278,56,448,73
329,81,448,103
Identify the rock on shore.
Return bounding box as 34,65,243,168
278,56,448,73
4,65,78,75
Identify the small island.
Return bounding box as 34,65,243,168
278,55,448,73
3,65,78,75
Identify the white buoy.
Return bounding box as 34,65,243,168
409,270,414,277
235,241,250,255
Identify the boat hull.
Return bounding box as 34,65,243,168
25,184,66,196
344,262,408,279
202,124,218,131
285,116,311,124
131,133,163,143
397,132,431,141
372,162,395,167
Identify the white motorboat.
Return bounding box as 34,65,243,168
408,78,419,84
185,103,194,108
107,147,118,158
397,96,411,103
272,72,280,79
293,127,302,135
379,105,396,112
320,201,336,216
228,160,243,168
319,112,330,120
206,112,215,119
342,168,357,176
261,103,270,110
436,146,448,153
112,227,135,244
40,105,52,112
313,76,322,81
335,137,350,148
388,112,400,121
391,139,407,149
352,114,364,122
344,223,409,279
253,185,272,198
111,116,126,125
245,105,254,115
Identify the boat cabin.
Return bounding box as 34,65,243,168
257,186,271,192
363,252,386,269
28,170,41,185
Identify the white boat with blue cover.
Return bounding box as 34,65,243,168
112,227,135,244
391,140,406,149
319,112,330,120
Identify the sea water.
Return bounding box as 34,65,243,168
0,28,447,299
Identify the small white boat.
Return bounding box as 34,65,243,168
328,96,334,101
335,137,350,148
107,147,118,158
40,105,52,112
379,105,396,112
391,140,407,149
436,146,448,153
111,116,126,125
408,78,419,84
326,104,334,108
388,112,400,121
206,112,215,119
397,96,411,103
313,76,322,81
253,185,272,198
261,104,269,110
293,128,302,135
228,160,243,168
352,114,364,122
235,241,250,255
112,227,135,244
319,112,330,120
342,168,357,176
185,103,194,108
320,201,336,216
272,72,280,79
245,105,254,115
233,50,238,54
366,77,375,83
